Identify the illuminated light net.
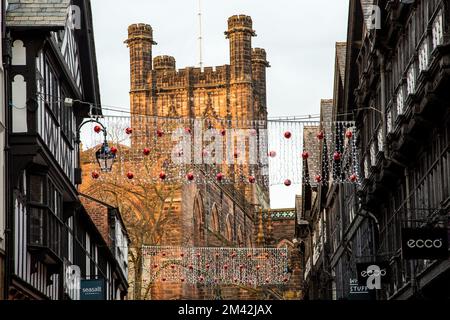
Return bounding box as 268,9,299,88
142,246,290,287
83,115,360,186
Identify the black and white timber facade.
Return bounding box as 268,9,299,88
3,0,129,300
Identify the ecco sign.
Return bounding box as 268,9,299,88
407,239,443,249
356,262,390,289
402,228,449,260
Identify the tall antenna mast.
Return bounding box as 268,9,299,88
198,0,204,69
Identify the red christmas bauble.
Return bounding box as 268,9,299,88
317,131,324,140
162,278,166,282
156,129,164,137
91,171,100,179
126,172,134,180
180,278,185,282
94,125,102,133
333,152,341,161
234,152,239,159
162,252,166,257
180,253,185,257
269,151,277,158
153,264,158,269
224,265,229,270
205,264,210,269
221,129,227,136
302,151,309,160
143,148,150,156
171,265,175,269
185,127,191,134
125,127,133,135
346,130,353,139
110,146,118,154
350,174,358,182
315,175,322,183
189,265,194,270
284,131,292,139
284,179,292,187
216,172,224,181
283,277,289,283
159,171,167,180
248,176,256,184
187,173,195,181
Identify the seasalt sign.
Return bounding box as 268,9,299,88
80,279,105,300
402,228,449,260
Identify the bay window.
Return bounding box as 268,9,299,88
27,173,64,260
432,10,444,49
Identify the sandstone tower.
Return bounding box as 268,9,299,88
125,15,271,299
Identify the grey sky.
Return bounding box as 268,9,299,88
90,0,349,208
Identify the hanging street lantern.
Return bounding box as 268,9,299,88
95,141,116,172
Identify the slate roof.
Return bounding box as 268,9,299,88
335,42,347,87
6,0,70,28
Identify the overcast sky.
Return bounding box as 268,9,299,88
90,0,350,209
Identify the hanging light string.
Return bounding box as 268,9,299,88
142,246,290,287
34,92,361,186
84,114,359,187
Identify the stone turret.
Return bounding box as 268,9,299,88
225,15,256,82
125,23,156,91
153,55,176,72
252,48,270,118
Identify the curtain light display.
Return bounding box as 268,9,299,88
83,115,359,187
142,246,290,287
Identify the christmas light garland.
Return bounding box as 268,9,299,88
83,115,359,187
142,246,290,287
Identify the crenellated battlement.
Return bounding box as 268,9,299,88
126,23,155,43
227,15,254,34
152,65,231,88
252,48,270,67
154,55,176,71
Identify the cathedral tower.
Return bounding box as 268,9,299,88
125,24,156,141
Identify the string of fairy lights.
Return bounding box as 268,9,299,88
142,246,290,287
31,92,362,186
82,114,359,187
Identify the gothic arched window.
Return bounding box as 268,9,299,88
193,193,205,245
210,204,219,233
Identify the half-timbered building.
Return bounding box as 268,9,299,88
300,0,450,300
352,0,450,300
0,0,6,300
4,0,128,300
